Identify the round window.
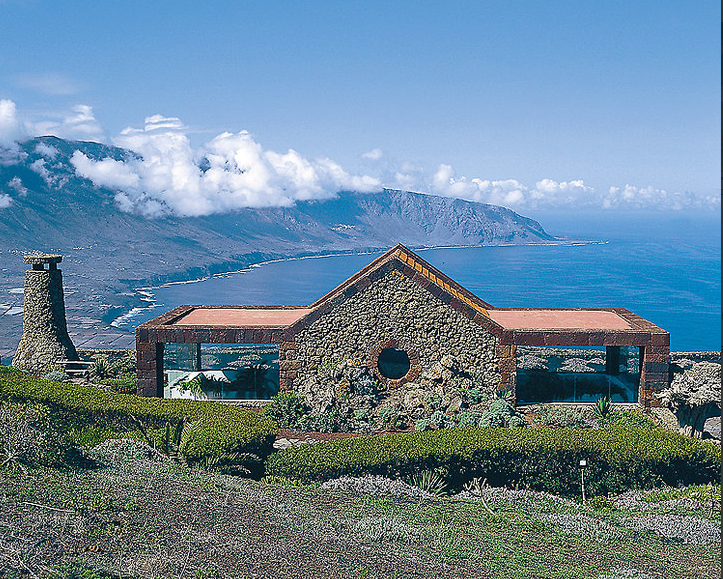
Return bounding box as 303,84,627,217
377,347,411,380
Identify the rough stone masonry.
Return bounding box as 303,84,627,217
12,254,78,373
290,269,505,421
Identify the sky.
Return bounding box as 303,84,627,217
0,0,720,217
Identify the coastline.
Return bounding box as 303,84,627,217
109,237,605,330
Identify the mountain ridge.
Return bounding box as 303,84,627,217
0,136,556,349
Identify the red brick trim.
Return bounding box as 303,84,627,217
367,338,421,387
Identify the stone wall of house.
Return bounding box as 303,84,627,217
287,270,504,425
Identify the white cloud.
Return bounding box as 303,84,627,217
71,115,381,216
29,104,104,142
29,158,51,181
1,99,717,214
15,72,84,96
0,99,27,149
71,151,140,190
0,99,103,144
28,157,68,188
7,177,28,196
361,147,383,161
0,194,12,208
34,142,59,158
390,163,718,212
604,184,718,211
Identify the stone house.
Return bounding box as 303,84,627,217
136,244,669,415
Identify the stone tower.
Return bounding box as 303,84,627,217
12,254,78,373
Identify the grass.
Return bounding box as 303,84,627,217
0,450,719,579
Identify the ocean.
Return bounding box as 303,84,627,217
117,211,721,352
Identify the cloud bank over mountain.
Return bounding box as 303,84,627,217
71,114,381,217
0,98,718,216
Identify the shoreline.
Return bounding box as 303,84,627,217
110,238,607,330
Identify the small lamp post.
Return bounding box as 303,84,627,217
579,459,588,505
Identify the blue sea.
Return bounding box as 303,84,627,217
119,212,721,352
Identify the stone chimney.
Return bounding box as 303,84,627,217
12,254,78,373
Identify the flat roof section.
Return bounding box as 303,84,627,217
171,307,312,327
487,309,634,331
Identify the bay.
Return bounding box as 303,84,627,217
119,212,721,351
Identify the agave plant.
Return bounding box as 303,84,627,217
89,358,112,380
406,470,447,496
593,395,612,419
202,451,262,475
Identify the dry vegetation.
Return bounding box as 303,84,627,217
0,439,720,579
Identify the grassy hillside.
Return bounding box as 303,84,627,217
1,448,719,579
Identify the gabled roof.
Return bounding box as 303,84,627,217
311,243,493,312
288,243,505,337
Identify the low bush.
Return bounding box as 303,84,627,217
261,391,309,428
586,496,617,511
455,411,484,428
405,469,447,496
429,410,455,429
266,424,721,496
534,406,587,428
376,406,400,430
599,409,657,430
642,484,721,504
479,398,525,428
98,374,137,395
41,370,68,382
296,408,345,433
0,366,277,464
0,401,67,471
89,358,112,380
593,396,612,419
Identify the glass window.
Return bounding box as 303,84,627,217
377,347,411,380
163,343,279,400
516,346,640,404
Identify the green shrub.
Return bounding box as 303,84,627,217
593,396,612,419
599,409,656,430
587,496,617,511
261,391,309,428
424,394,443,412
296,408,345,433
429,410,455,429
64,423,142,448
41,370,68,382
352,375,380,396
109,354,136,376
345,409,375,434
456,411,483,428
376,406,399,429
406,469,447,496
642,484,721,504
0,401,68,471
415,418,432,432
534,406,587,428
266,424,721,496
89,358,112,380
261,474,306,487
464,387,487,405
98,374,137,395
0,366,277,465
479,398,525,428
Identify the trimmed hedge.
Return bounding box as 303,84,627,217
266,424,721,496
0,366,277,461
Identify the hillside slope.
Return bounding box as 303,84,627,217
0,136,555,349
